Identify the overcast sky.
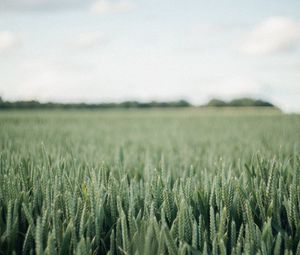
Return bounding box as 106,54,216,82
0,0,300,111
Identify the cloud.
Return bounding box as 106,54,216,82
240,17,300,56
0,0,136,13
0,31,19,52
90,0,136,15
70,32,109,49
1,0,58,11
9,58,102,102
1,0,136,13
0,0,90,11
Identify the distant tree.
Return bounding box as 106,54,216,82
206,99,227,107
252,99,274,107
205,97,275,108
0,99,191,110
174,100,190,107
228,98,274,107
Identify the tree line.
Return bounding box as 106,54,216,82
0,97,276,110
0,98,191,109
205,98,275,107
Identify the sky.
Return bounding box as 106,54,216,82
0,0,300,112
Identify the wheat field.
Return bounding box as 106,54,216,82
0,109,299,254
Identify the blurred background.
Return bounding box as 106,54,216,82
0,0,300,112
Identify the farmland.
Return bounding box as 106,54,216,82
0,108,299,254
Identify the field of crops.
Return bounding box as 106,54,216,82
0,109,299,255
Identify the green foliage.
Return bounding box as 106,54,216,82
0,109,299,254
0,99,191,110
206,97,276,108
